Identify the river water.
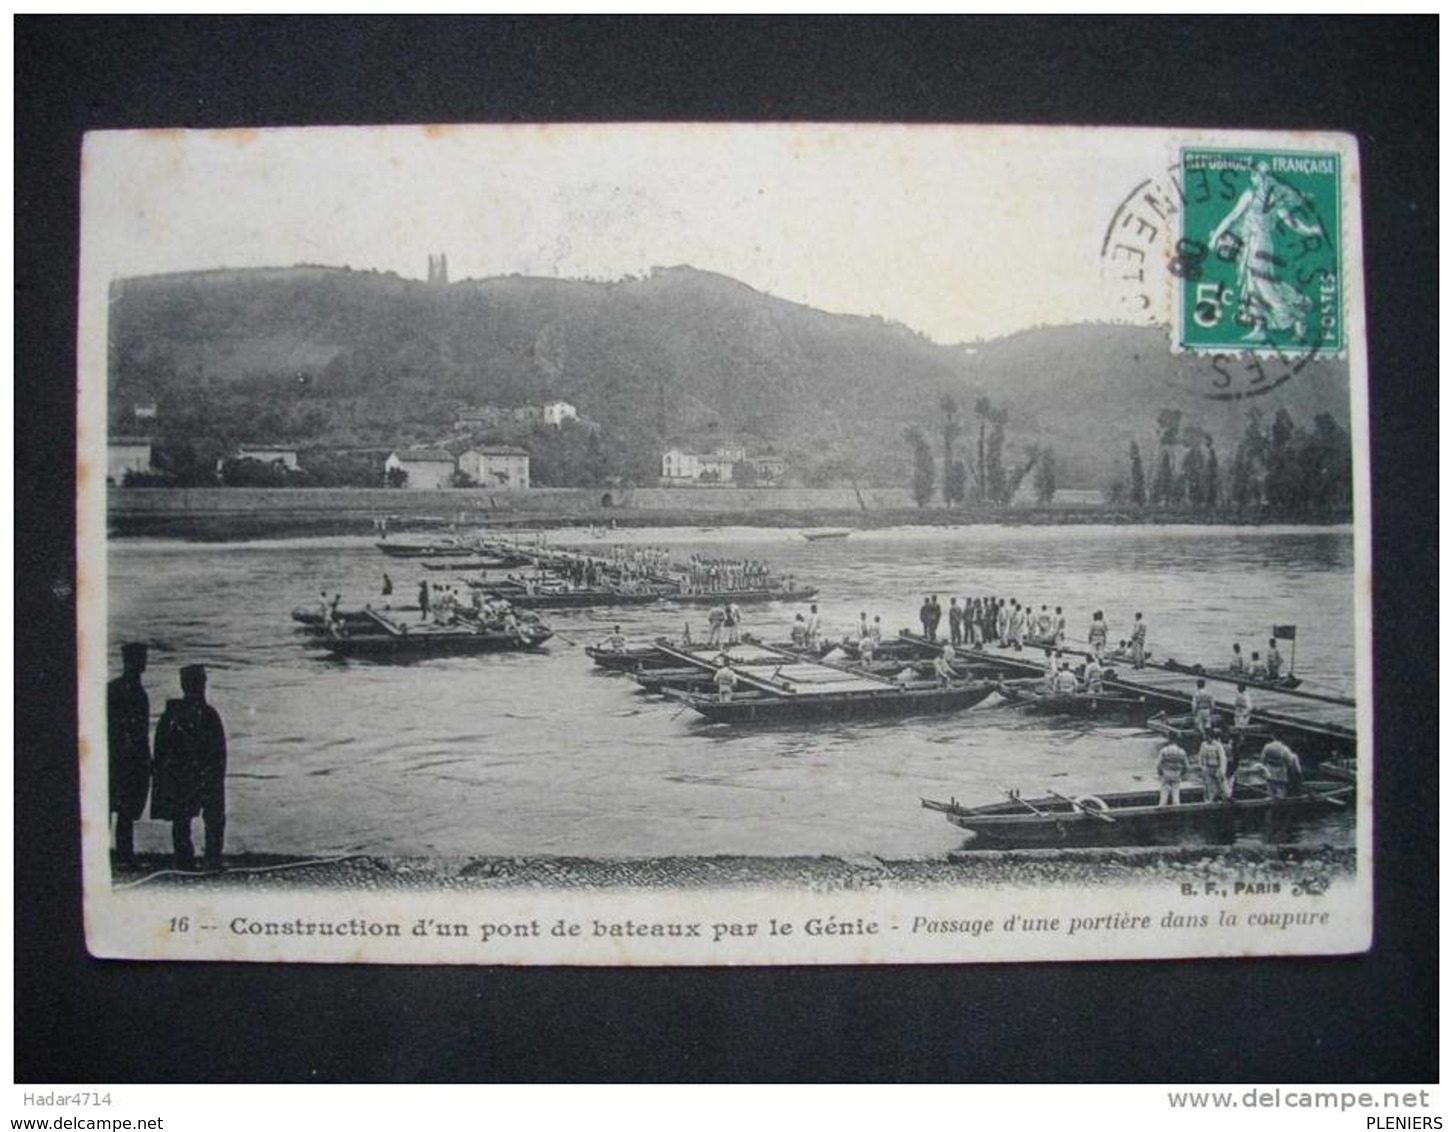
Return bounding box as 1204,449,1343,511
106,524,1356,858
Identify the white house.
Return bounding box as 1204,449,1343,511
385,449,457,490
459,446,530,488
107,437,153,484
541,400,578,426
661,448,702,480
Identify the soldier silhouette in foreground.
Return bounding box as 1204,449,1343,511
151,664,228,871
107,642,151,864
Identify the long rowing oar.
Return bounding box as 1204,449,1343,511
1047,788,1116,823
999,785,1048,817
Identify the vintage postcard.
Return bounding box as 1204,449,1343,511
78,124,1370,964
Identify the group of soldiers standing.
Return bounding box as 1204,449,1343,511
1155,676,1303,808
915,595,1151,670
109,643,229,870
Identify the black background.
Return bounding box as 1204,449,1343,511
16,16,1436,1082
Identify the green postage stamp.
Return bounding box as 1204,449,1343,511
77,125,1371,967
1176,148,1342,357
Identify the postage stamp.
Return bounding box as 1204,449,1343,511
1176,148,1343,359
76,124,1371,966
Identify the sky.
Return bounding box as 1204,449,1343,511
79,123,1352,346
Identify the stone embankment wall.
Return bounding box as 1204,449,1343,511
107,486,919,516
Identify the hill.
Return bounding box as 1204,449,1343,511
108,265,1351,490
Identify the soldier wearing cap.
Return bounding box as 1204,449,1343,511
108,642,152,864
151,664,228,870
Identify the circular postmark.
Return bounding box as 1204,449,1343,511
1100,149,1342,402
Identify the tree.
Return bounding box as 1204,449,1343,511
939,394,962,506
386,466,409,488
1230,443,1253,512
1167,455,1187,505
984,406,1010,505
1230,409,1268,512
302,449,385,487
1204,440,1220,509
584,429,609,487
1006,446,1039,503
945,459,968,505
1151,449,1172,505
1033,447,1057,504
973,397,992,502
906,426,935,508
1129,441,1147,506
1266,408,1298,510
1156,409,1184,448
1181,443,1206,506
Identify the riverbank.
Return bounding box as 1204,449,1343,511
105,487,1346,541
112,845,1356,892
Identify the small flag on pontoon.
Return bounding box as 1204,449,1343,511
1272,625,1297,640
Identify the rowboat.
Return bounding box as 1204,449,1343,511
631,667,720,694
1163,658,1302,691
376,539,489,558
292,604,420,628
314,608,552,658
995,681,1149,719
921,783,1353,849
802,529,851,541
1147,711,1275,749
588,639,811,672
664,678,996,724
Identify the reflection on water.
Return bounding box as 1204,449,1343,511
106,525,1356,858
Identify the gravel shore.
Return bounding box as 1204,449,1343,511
112,845,1356,893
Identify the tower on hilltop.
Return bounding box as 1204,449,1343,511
427,253,449,284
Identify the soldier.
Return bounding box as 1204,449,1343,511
948,598,963,647
1198,731,1230,803
713,659,738,703
1266,638,1284,681
1260,739,1304,798
1191,678,1217,734
1156,741,1190,806
151,665,228,871
919,596,936,642
1233,682,1254,730
1129,612,1148,669
1087,610,1109,660
108,643,151,864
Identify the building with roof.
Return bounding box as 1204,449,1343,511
660,448,702,481
107,436,154,485
459,446,531,488
385,448,457,490
541,401,578,427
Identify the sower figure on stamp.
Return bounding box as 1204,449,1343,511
107,642,152,864
151,664,228,871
